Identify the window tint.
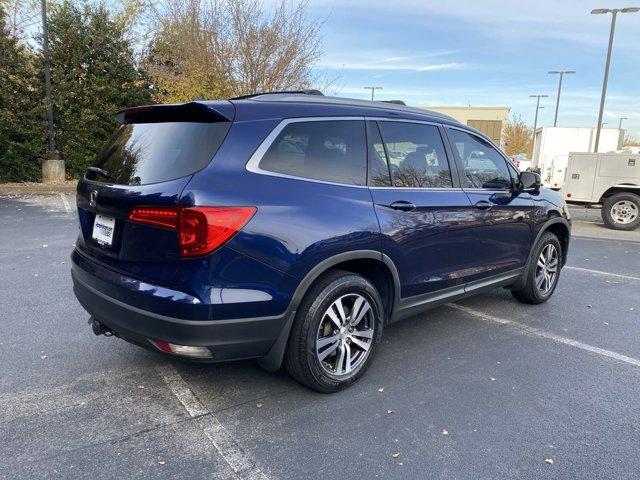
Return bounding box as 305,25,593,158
88,122,230,185
448,129,512,189
378,122,452,188
367,121,392,187
259,120,366,185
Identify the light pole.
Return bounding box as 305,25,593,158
364,86,383,101
548,70,575,127
618,117,628,130
529,94,548,160
40,0,64,182
591,7,640,152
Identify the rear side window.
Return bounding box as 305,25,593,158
258,120,367,186
377,121,453,188
87,122,230,185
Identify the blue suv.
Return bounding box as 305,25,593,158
71,92,571,392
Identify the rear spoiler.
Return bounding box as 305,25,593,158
115,101,234,124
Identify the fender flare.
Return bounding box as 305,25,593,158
510,216,571,290
258,250,401,371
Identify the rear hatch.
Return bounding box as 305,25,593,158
75,101,234,286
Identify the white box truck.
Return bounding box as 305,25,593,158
532,127,623,189
563,152,640,230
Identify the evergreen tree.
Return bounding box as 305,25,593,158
0,5,45,182
47,1,151,177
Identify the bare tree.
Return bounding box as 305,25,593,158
1,0,39,40
144,0,324,102
623,132,640,147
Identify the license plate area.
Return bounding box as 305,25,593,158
92,214,116,246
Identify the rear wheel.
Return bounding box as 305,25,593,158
602,192,640,231
511,232,562,305
284,270,384,393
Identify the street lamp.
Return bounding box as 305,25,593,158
548,70,575,127
618,117,628,130
591,7,640,152
529,94,548,160
364,86,383,101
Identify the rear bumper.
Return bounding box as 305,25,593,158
71,250,290,362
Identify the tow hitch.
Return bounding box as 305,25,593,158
89,317,115,337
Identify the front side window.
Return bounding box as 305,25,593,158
258,120,366,186
448,129,512,189
377,122,453,188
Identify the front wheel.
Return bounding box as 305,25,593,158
602,193,640,231
284,270,384,393
511,232,562,305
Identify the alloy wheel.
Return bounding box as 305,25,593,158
315,293,375,376
535,243,559,295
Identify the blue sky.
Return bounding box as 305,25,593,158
304,0,640,138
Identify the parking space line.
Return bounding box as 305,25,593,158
59,193,71,217
156,364,270,480
565,266,640,282
447,303,640,368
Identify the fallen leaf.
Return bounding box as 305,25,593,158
545,458,554,465
159,460,165,465
40,355,47,359
603,322,609,326
442,429,449,435
391,452,401,459
387,409,395,415
377,387,384,393
42,244,48,248
587,305,592,308
256,403,263,408
489,377,496,381
137,385,145,389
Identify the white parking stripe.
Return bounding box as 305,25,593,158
156,364,270,480
447,303,640,368
565,266,640,282
59,193,71,216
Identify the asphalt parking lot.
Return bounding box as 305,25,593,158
1,195,639,480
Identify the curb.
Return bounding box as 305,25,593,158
0,182,77,196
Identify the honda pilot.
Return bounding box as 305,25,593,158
71,92,571,392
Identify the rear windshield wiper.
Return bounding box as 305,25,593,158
86,166,113,180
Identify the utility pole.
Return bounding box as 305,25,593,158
364,86,383,101
591,7,639,152
618,117,627,130
548,70,575,127
529,95,548,165
40,0,64,182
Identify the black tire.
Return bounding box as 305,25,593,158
284,269,384,393
602,192,640,231
511,232,562,305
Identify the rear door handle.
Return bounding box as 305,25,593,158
389,200,416,212
474,200,493,211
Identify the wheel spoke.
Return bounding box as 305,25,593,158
343,343,352,373
535,272,545,289
317,333,339,350
317,339,339,362
349,336,370,351
349,299,370,327
351,328,374,339
334,297,347,324
334,345,345,374
537,257,546,269
325,308,342,329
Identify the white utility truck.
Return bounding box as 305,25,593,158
563,152,640,230
532,127,623,190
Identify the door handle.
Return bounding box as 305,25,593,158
389,200,416,212
474,200,493,211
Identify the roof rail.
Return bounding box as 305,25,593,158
380,100,406,106
231,90,324,100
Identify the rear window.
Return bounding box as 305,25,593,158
258,120,367,186
86,122,230,185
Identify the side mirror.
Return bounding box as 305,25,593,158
518,171,541,193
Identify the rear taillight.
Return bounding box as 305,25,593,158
128,206,256,257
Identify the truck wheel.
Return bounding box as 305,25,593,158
602,193,640,231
